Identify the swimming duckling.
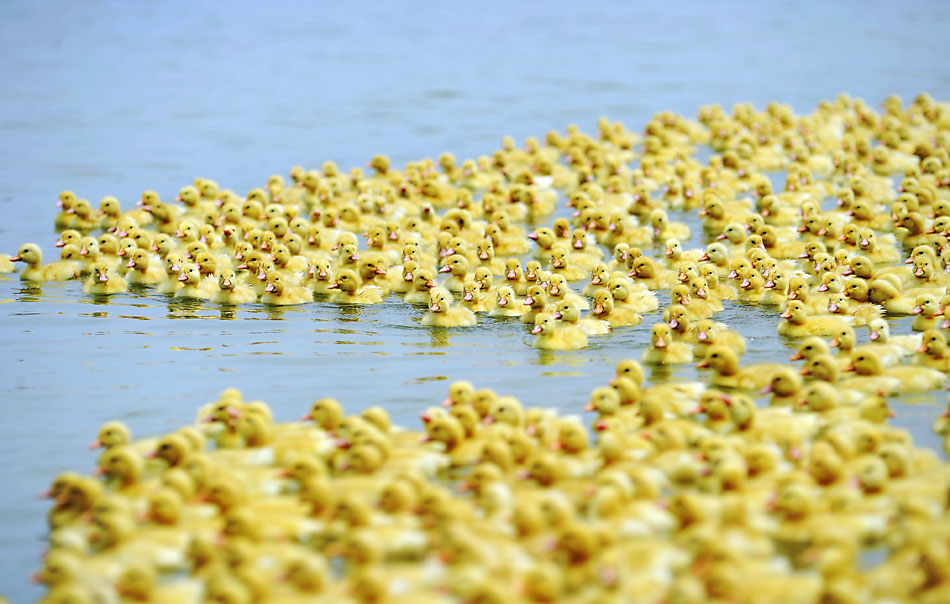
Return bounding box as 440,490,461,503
261,271,313,305
845,349,947,392
488,285,527,318
83,262,128,295
174,263,217,300
643,323,693,365
11,243,78,281
403,269,436,305
696,345,785,391
589,289,642,327
327,269,384,304
422,287,476,327
531,312,587,350
213,269,257,304
554,299,610,336
778,300,852,337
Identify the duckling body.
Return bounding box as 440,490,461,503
643,324,693,365
422,287,477,327
531,312,587,350
83,263,128,295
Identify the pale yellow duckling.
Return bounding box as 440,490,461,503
697,345,784,391
778,300,852,337
694,318,746,355
650,208,691,241
123,248,165,285
628,256,677,290
174,263,216,300
911,329,950,372
911,293,944,331
261,271,313,305
643,323,693,365
488,285,527,317
553,299,609,336
403,268,436,305
327,269,384,304
11,243,78,281
846,348,947,392
589,288,642,327
866,317,921,357
422,287,476,327
458,279,493,313
520,284,554,325
213,268,257,305
548,245,588,281
531,312,587,350
608,276,659,313
83,262,128,295
437,253,470,293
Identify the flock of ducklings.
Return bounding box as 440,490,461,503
23,91,950,603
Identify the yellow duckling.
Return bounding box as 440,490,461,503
531,312,587,350
520,284,553,325
82,262,128,295
261,271,313,305
174,263,217,300
607,276,659,313
438,253,470,293
846,348,947,392
589,288,642,327
554,299,609,336
643,323,693,365
548,245,588,281
327,269,384,304
912,329,950,372
403,268,436,305
422,287,476,327
825,292,882,327
694,318,747,355
123,248,165,285
213,269,257,304
628,256,678,290
11,243,78,281
650,208,691,241
778,300,852,337
911,293,944,331
488,285,527,317
459,279,493,313
696,345,784,391
502,257,528,296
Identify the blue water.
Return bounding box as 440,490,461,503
2,1,950,601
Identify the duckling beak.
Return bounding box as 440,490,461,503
326,282,339,290
789,351,803,361
429,303,441,312
126,259,135,269
669,319,678,329
264,283,275,292
593,304,604,315
531,325,542,335
524,296,534,306
780,310,792,319
842,364,855,373
438,265,451,274
99,272,109,282
88,439,103,449
869,331,880,341
912,305,922,314
10,255,20,262
697,331,708,341
760,384,774,394
696,360,709,369
553,311,562,320
507,270,517,279
917,343,929,353
655,338,666,349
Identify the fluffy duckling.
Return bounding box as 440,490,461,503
697,345,784,391
488,285,527,318
261,271,313,305
521,284,554,325
403,269,436,305
82,262,128,295
867,318,921,358
912,329,950,372
174,263,217,300
607,276,659,313
502,258,529,296
123,248,165,286
531,312,587,350
458,279,493,313
628,256,677,290
911,294,944,331
643,323,693,365
11,243,79,281
548,245,588,281
589,288,642,327
213,269,257,304
778,300,852,337
422,287,476,327
694,318,747,355
554,299,610,336
846,349,947,392
327,269,384,304
438,253,470,293
650,208,691,241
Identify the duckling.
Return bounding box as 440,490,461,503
553,299,609,336
403,268,436,305
628,256,677,290
546,273,590,311
11,243,78,281
422,287,476,327
846,349,947,392
521,284,554,325
502,258,528,296
305,257,337,296
589,289,642,327
531,312,587,350
694,318,747,355
174,263,217,300
488,285,527,318
778,300,853,337
327,269,384,304
912,330,950,372
697,345,785,391
826,292,882,327
213,269,257,304
261,271,313,305
548,245,588,281
866,317,921,357
437,253,470,293
458,279,493,313
83,262,128,295
911,293,945,331
643,323,693,365
608,276,659,313
123,248,165,286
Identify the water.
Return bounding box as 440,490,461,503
2,1,950,601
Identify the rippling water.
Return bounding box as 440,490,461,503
3,1,950,601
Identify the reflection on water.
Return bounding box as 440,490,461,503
427,328,450,348
14,283,43,302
